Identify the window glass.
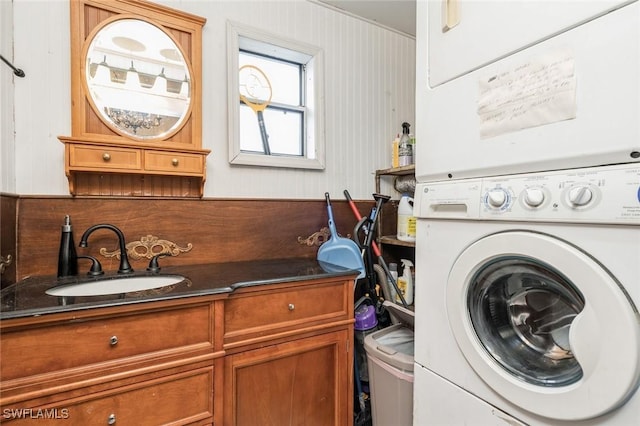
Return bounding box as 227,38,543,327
239,104,303,155
227,22,325,169
239,52,303,156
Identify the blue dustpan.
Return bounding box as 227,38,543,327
317,193,366,279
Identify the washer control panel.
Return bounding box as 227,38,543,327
415,163,640,224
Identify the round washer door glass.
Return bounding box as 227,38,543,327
447,231,640,421
468,257,585,387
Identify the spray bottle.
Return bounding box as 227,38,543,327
396,259,414,305
398,122,412,166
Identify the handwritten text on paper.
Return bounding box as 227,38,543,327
478,50,577,139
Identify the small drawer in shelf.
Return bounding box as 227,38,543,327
145,151,204,175
69,144,141,171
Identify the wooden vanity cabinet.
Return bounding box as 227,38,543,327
223,276,355,426
0,274,356,425
0,297,222,425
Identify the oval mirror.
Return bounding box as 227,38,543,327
84,18,192,140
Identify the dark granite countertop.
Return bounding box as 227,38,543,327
0,258,358,320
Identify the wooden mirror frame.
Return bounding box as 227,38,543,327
82,15,194,141
59,0,210,198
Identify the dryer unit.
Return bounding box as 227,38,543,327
426,0,634,86
414,0,639,182
412,163,640,425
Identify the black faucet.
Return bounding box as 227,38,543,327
79,224,134,274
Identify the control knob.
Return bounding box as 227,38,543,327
486,188,508,209
523,188,545,208
568,185,593,207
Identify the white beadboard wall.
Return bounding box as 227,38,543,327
7,0,415,200
1,0,16,194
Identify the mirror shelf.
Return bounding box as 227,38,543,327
60,0,209,198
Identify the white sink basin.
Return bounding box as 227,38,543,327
46,275,186,297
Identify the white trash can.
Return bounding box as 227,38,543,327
364,302,414,426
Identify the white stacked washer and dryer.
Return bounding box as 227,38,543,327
412,0,640,425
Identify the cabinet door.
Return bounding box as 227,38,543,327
425,0,632,86
224,330,352,426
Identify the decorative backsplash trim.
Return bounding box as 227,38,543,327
100,235,193,261
298,227,331,247
0,255,13,275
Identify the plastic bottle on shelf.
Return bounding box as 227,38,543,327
397,194,416,242
410,133,416,164
388,262,398,302
398,122,412,167
391,134,400,168
396,259,414,305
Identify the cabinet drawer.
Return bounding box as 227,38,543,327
71,368,213,425
224,280,350,345
4,368,213,425
1,304,213,382
145,151,204,174
69,144,141,170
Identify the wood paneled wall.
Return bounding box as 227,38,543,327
1,194,373,286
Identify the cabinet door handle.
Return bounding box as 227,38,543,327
171,158,179,166
102,153,111,162
109,335,118,346
107,413,116,425
288,303,295,311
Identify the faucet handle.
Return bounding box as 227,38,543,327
78,255,104,276
147,253,171,273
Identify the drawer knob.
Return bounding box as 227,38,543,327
107,413,116,425
171,158,179,166
109,335,118,346
102,153,111,162
288,303,295,311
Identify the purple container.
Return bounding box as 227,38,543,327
354,304,378,382
355,304,378,331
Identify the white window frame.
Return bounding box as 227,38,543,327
227,21,325,169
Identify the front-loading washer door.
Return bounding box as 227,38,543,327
447,231,640,421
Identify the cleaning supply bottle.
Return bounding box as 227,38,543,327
398,122,412,166
57,215,78,278
410,133,416,164
391,134,400,168
388,262,398,302
396,259,414,305
397,194,416,242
